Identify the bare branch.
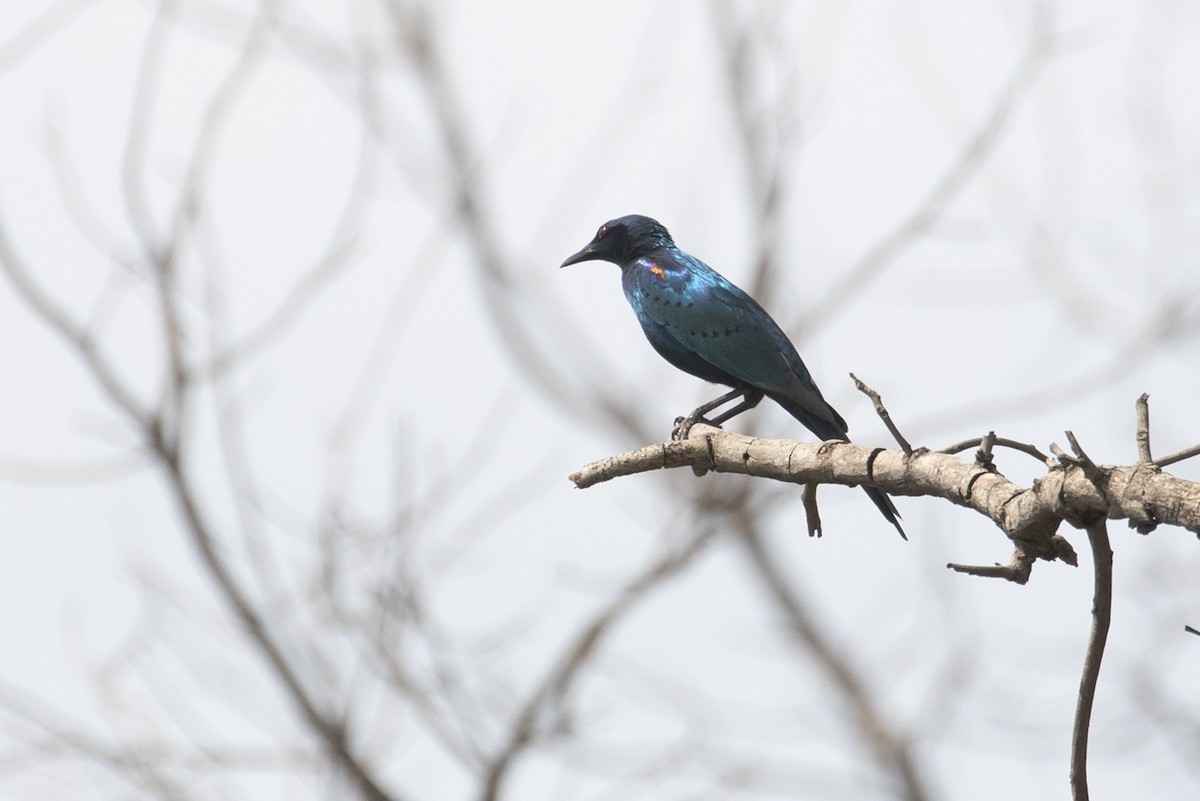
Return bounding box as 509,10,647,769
948,549,1035,585
156,450,403,801
1136,393,1153,463
0,217,152,426
850,373,912,454
939,435,1053,467
1155,444,1200,469
569,421,1200,575
1070,519,1114,801
802,482,822,537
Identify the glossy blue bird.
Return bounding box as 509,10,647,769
562,214,905,539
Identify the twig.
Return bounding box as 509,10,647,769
802,482,822,538
1135,394,1153,464
850,373,912,455
947,549,1035,585
939,436,1053,467
1185,625,1199,637
975,431,997,470
1153,443,1200,469
1065,432,1097,474
1070,519,1114,801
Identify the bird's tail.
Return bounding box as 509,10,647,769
863,486,906,540
771,393,906,539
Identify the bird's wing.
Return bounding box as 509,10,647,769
627,253,847,435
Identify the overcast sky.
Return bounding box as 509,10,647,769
1,2,1199,799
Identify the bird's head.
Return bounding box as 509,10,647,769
560,215,674,269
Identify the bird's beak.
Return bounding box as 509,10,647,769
560,237,603,268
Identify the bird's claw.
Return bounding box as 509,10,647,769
672,414,719,441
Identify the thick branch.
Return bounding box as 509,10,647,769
571,425,1200,574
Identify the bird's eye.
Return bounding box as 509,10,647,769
597,225,607,239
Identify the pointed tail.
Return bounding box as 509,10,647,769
771,392,906,539
863,485,906,540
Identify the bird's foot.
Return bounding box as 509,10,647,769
672,414,719,441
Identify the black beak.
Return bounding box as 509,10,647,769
560,237,605,268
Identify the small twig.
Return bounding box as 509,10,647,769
1053,431,1105,484
939,435,1052,467
1135,393,1153,464
849,373,912,455
1153,443,1200,469
1065,431,1097,472
1070,519,1114,801
947,548,1035,585
802,482,822,538
975,431,997,470
1185,625,1200,637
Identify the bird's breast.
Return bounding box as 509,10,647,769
623,257,698,315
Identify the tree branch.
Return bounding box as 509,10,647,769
570,423,1200,577
1069,519,1113,801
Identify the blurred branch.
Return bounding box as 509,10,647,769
479,529,714,801
799,5,1056,339
0,217,152,427
710,0,798,302
0,4,407,800
737,526,929,801
0,677,198,800
383,0,653,444
205,40,381,378
0,0,97,73
908,279,1190,436
0,453,146,484
0,674,317,795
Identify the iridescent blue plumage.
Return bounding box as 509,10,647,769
562,214,905,538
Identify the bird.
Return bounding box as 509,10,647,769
561,214,905,539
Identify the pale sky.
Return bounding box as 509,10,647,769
1,2,1199,799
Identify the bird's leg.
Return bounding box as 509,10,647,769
673,388,764,440
708,389,764,427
